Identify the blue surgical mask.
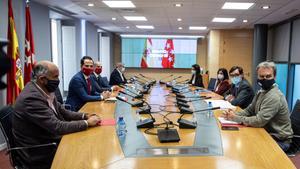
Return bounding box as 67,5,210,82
231,76,241,85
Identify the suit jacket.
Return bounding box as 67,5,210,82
109,68,127,85
90,73,111,92
214,80,231,95
13,82,87,168
188,74,204,87
66,71,101,111
223,79,254,109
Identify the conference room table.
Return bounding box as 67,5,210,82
51,84,296,169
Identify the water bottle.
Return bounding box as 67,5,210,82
172,79,176,86
117,116,127,137
208,101,213,117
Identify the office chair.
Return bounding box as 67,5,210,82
207,78,217,91
102,76,110,87
0,105,57,168
287,99,300,156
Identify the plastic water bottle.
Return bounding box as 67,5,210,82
172,79,176,86
208,101,213,117
117,117,127,137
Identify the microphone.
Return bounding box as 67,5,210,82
176,79,190,84
136,99,156,128
159,74,173,84
180,106,220,114
172,85,189,93
176,96,212,103
166,76,183,87
116,94,144,107
139,74,156,84
118,85,143,98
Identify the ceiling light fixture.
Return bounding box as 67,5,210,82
124,16,147,21
222,2,254,10
175,3,182,7
102,1,135,8
178,27,183,30
112,17,117,21
120,34,204,39
212,17,236,23
177,18,182,21
189,26,207,30
88,3,94,7
243,19,248,23
136,25,154,29
262,5,270,9
126,26,130,29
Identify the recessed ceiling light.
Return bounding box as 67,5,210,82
102,1,135,8
177,18,182,21
124,16,147,21
212,17,236,23
136,25,154,29
243,19,248,23
222,2,254,10
175,3,182,7
189,26,207,30
178,27,183,30
112,17,117,21
88,3,94,7
262,5,270,9
126,26,130,29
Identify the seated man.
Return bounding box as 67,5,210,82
223,66,254,109
13,61,101,169
109,62,127,85
223,61,293,151
66,56,110,111
91,61,116,92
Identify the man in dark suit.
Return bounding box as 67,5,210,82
91,61,116,92
66,56,111,111
109,62,127,85
223,66,254,109
13,61,101,169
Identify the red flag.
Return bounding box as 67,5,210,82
7,0,24,104
161,39,175,68
24,3,35,84
140,38,152,68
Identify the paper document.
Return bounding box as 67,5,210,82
205,100,236,109
105,97,117,102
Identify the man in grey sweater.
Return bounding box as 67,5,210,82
223,61,293,151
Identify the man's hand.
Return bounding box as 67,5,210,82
87,116,101,127
225,95,235,102
112,85,119,91
222,109,236,120
101,91,111,99
85,113,99,119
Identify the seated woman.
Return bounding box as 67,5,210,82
188,64,204,87
214,68,231,95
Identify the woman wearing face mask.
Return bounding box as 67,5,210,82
214,68,231,95
188,64,204,87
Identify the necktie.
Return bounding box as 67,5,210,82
87,78,91,95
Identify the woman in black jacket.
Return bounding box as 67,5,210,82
188,64,204,87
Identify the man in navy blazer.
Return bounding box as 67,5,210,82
109,62,127,85
66,56,111,111
91,61,115,92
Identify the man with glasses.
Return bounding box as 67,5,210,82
224,66,254,108
109,62,127,85
223,61,293,152
66,56,111,111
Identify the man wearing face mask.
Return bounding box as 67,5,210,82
91,61,117,92
109,62,127,86
223,61,293,152
223,66,254,109
13,61,101,168
66,56,111,111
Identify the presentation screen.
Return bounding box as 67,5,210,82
121,38,197,68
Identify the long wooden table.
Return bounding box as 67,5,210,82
51,85,296,169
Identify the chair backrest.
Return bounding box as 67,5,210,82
291,99,300,135
102,76,109,86
207,78,217,91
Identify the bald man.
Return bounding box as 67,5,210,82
13,61,101,169
109,62,127,85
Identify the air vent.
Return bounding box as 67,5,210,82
83,11,92,15
119,9,136,13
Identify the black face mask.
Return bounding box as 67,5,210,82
45,79,60,93
257,79,275,90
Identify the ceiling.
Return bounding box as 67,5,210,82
34,0,300,35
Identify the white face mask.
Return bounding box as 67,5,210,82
121,67,125,72
217,74,224,80
191,70,196,74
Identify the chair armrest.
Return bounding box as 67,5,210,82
6,142,57,154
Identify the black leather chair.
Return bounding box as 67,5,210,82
287,99,300,156
0,105,56,168
207,78,217,91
